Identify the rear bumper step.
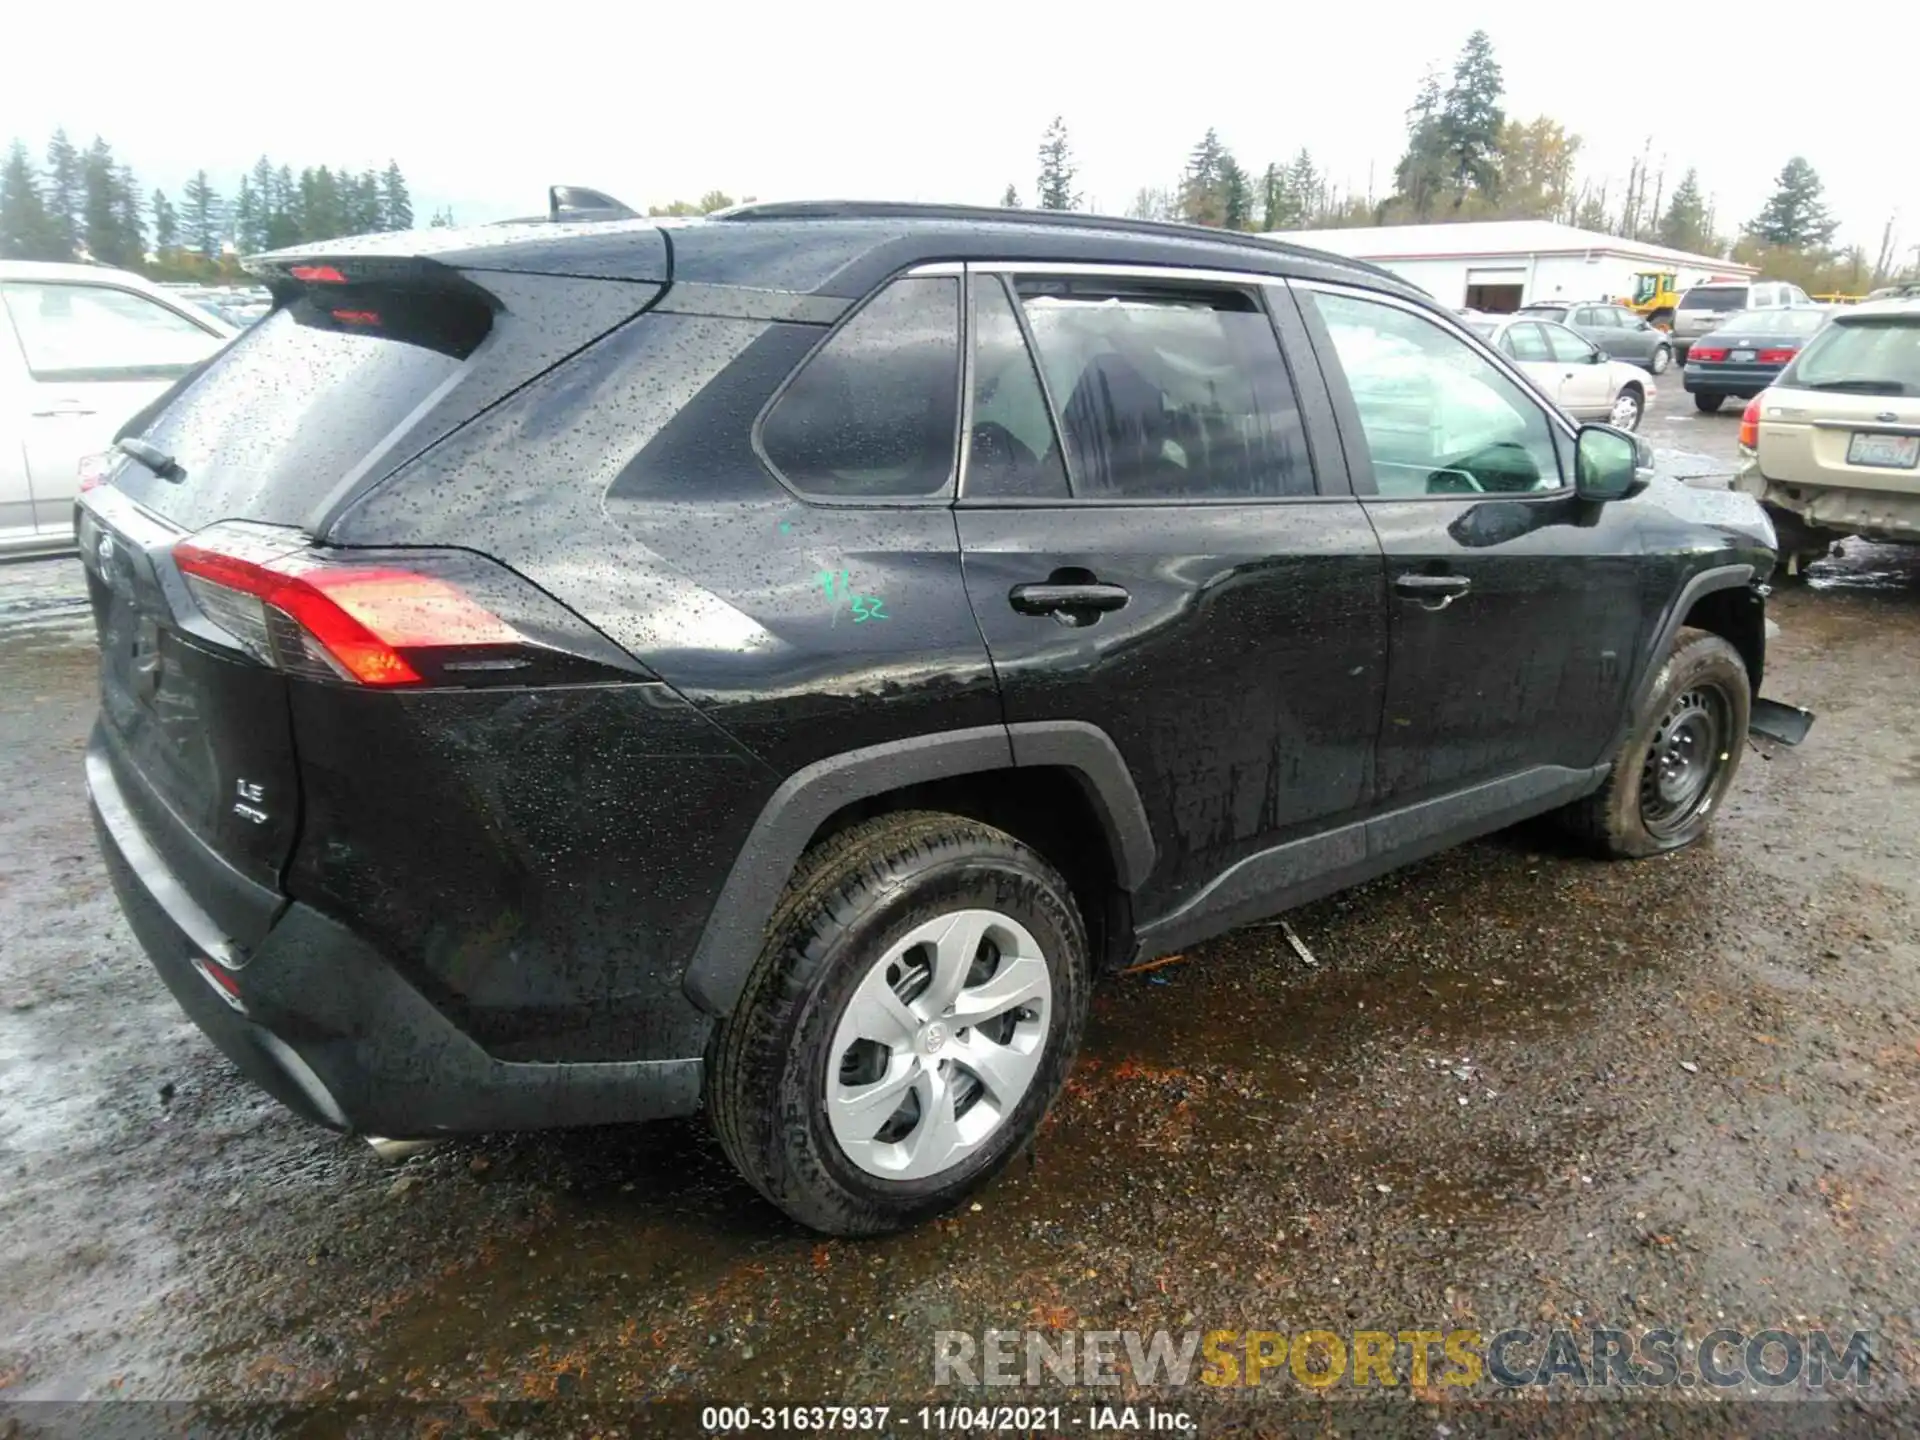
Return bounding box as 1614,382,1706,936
87,732,704,1137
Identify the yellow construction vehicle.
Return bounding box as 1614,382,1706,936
1618,271,1682,329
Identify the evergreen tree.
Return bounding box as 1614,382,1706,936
183,169,223,259
1000,183,1020,208
112,165,146,262
81,137,125,263
1258,163,1285,231
267,166,301,248
1437,30,1504,207
246,156,278,251
1180,128,1229,226
1035,116,1078,211
1657,168,1713,254
1286,149,1322,224
151,188,178,254
380,160,413,230
0,142,65,260
43,128,81,257
1392,67,1448,220
230,176,257,254
1748,157,1836,249
1219,155,1252,230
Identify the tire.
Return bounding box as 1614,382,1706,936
1648,344,1672,376
1610,384,1645,431
708,811,1091,1236
1558,628,1751,859
1694,392,1726,414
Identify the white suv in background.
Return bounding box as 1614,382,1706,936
1672,279,1813,362
1,262,235,559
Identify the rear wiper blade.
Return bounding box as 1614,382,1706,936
1803,378,1907,395
115,437,184,482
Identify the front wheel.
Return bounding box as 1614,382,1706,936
1649,344,1672,375
1610,385,1645,431
708,811,1091,1236
1694,392,1726,414
1557,628,1750,859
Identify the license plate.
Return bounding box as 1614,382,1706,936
1730,349,1755,362
1847,432,1920,469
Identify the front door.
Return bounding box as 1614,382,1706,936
1298,285,1648,811
1542,322,1613,419
955,266,1387,923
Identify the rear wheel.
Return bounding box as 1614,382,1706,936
1610,385,1645,431
1649,344,1672,375
1694,392,1726,414
1558,628,1750,859
708,811,1091,1236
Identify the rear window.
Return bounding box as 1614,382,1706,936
1721,309,1829,335
1681,287,1749,312
1521,306,1568,322
1785,317,1920,395
117,288,490,530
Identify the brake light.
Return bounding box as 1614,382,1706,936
1739,395,1763,450
1757,348,1797,365
330,309,381,326
290,264,347,284
1691,347,1728,363
174,540,517,686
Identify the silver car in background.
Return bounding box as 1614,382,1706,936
1,262,235,558
1672,279,1814,362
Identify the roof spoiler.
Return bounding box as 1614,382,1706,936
549,186,638,223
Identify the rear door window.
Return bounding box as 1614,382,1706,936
1011,276,1313,499
1543,325,1595,363
1,281,222,382
119,288,489,529
759,275,961,499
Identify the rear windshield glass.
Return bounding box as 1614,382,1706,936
1520,306,1568,321
1787,318,1920,395
1716,309,1830,335
1681,287,1749,312
1465,320,1498,339
116,288,490,530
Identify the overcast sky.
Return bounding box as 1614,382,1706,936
5,2,1913,261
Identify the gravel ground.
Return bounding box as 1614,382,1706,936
2,406,1916,1435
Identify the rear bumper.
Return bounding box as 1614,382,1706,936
1682,363,1782,397
87,728,704,1137
1734,459,1920,543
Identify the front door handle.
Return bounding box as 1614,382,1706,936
31,399,98,418
1009,582,1130,625
1394,573,1472,610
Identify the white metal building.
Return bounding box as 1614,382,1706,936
1274,220,1755,312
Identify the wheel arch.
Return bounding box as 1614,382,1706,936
1628,564,1762,723
682,722,1154,1015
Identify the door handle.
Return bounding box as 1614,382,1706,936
31,400,97,417
1394,573,1472,610
1009,582,1130,624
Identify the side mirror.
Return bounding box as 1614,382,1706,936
1575,424,1652,501
1588,349,1606,364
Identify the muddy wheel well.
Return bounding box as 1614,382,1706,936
809,768,1131,970
1681,585,1765,694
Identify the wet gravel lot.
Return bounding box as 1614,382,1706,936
2,403,1917,1433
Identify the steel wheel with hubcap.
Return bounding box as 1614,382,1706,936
828,909,1051,1180
1649,344,1671,375
709,811,1090,1236
1611,387,1644,431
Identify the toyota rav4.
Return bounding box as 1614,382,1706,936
83,197,1789,1235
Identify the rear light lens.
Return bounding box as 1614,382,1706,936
1757,348,1797,365
77,453,113,493
1690,347,1728,363
170,523,642,689
1739,395,1763,450
289,264,347,284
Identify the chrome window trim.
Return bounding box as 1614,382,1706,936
970,260,1284,289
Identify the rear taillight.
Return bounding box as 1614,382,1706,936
1691,347,1728,363
1757,348,1797,365
1739,395,1763,450
171,523,644,689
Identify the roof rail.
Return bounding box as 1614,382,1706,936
710,200,1408,285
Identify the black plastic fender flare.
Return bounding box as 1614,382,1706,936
681,721,1154,1016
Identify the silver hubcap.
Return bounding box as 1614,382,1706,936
827,909,1052,1181
1652,347,1670,374
1612,391,1641,429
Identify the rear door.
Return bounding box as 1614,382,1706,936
956,265,1386,923
0,278,228,532
1297,284,1649,810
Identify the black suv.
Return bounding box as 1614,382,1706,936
82,199,1783,1236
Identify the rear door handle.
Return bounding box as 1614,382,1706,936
1394,573,1472,610
1009,582,1130,623
31,400,97,418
